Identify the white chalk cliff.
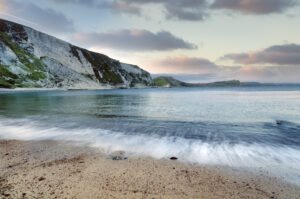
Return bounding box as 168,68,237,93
0,19,153,89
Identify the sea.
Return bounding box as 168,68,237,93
0,86,300,184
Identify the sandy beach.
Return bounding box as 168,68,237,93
1,140,299,199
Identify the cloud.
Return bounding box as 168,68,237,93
73,30,197,51
50,0,141,15
235,65,300,83
0,0,75,34
47,0,298,20
150,56,241,79
152,64,300,83
151,55,300,83
224,44,300,65
101,1,141,15
156,56,219,73
150,55,236,82
164,1,207,21
50,0,94,4
126,0,208,21
151,73,219,83
211,0,297,14
236,66,276,80
48,0,208,21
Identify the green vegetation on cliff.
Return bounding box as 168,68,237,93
0,32,46,88
0,65,18,88
73,47,123,85
153,77,169,87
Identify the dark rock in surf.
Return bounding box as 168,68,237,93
170,157,178,160
107,155,128,160
107,151,128,160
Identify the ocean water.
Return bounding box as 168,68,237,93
1,86,300,184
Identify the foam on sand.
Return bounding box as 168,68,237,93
1,117,300,185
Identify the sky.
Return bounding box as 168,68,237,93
1,0,300,83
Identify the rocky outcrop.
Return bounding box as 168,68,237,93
0,19,153,89
153,76,243,88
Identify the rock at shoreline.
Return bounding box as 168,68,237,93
107,151,128,161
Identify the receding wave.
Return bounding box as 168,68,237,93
1,117,300,185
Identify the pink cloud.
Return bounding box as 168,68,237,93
224,44,300,65
212,0,297,14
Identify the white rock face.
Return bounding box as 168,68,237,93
120,63,143,74
41,57,107,89
25,27,94,75
0,19,153,89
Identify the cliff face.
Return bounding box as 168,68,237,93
0,19,153,89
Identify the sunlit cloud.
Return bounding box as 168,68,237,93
211,0,297,15
223,44,300,65
150,55,300,83
234,65,300,83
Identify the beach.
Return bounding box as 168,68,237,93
1,2,300,198
1,140,300,199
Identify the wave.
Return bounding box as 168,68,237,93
1,117,300,184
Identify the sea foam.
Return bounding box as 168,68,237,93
1,117,300,185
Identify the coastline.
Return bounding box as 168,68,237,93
1,84,300,94
0,86,148,93
0,88,68,93
1,140,299,199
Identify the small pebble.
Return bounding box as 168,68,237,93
38,176,45,181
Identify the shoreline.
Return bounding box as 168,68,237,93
0,87,149,93
1,85,300,94
0,88,68,93
1,140,299,199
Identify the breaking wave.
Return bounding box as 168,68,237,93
1,116,300,185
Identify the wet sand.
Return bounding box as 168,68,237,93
1,140,299,199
